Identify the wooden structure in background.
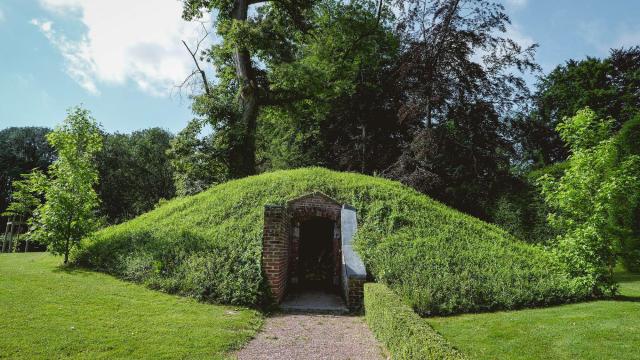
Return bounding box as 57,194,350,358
1,215,27,253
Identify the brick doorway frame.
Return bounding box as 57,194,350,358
262,192,366,311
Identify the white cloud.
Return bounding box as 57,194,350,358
32,0,212,96
31,18,99,94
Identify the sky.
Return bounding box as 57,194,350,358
1,0,639,133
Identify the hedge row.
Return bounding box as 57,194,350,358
364,283,466,360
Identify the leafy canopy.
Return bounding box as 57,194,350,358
517,47,640,166
97,128,175,223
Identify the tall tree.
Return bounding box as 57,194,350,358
257,0,403,173
391,0,538,128
539,108,640,293
385,0,539,217
181,0,316,178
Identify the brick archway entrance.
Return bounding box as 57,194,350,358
262,192,366,311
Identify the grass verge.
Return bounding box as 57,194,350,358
0,253,262,360
426,272,640,360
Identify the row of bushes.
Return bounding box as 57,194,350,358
364,283,466,359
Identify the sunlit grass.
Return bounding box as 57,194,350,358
0,253,262,360
427,272,640,360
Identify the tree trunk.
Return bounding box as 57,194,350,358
64,237,70,264
230,0,258,177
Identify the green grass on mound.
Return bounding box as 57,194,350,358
0,253,261,360
427,272,640,360
75,168,589,315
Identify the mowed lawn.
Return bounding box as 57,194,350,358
0,253,262,360
428,272,640,360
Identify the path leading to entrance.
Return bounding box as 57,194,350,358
236,313,385,360
280,290,349,313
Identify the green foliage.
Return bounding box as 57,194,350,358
539,108,640,293
177,0,401,180
517,46,640,166
0,127,54,227
10,107,103,263
614,115,640,271
258,0,400,171
167,120,228,196
179,0,318,178
97,127,175,223
76,168,585,314
364,283,467,360
490,190,557,245
0,253,261,359
489,164,569,245
3,171,46,220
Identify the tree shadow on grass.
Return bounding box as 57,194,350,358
52,264,95,277
613,294,640,303
615,272,640,283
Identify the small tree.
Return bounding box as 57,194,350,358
8,107,103,263
3,171,47,251
539,108,640,296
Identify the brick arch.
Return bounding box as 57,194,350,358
287,192,342,221
262,192,366,311
287,193,342,291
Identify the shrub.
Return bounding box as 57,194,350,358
539,109,640,293
364,283,466,359
75,168,589,313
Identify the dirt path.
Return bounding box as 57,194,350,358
235,313,385,360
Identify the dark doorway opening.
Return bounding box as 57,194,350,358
298,217,335,292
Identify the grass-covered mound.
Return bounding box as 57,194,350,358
75,168,589,315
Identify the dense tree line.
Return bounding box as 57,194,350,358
514,46,640,167
1,126,175,228
97,128,175,223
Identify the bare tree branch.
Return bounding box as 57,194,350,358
181,23,211,96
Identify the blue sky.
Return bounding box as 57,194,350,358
1,0,639,133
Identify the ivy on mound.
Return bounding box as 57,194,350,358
75,168,589,315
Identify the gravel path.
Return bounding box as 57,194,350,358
235,313,385,360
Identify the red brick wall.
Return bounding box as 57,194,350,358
262,205,290,302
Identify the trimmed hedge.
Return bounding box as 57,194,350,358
364,283,466,360
75,167,589,313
